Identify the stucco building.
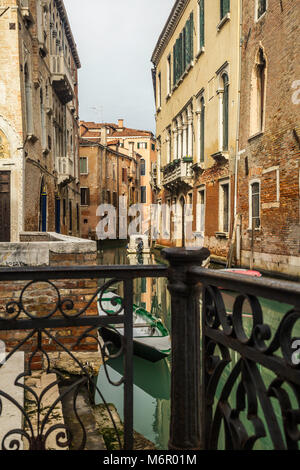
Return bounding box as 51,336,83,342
79,121,141,241
151,0,241,259
237,0,300,278
0,0,81,242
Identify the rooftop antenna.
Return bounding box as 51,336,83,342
89,105,104,123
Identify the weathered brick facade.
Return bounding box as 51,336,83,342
238,0,300,278
0,0,81,242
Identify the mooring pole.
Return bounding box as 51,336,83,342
162,247,210,451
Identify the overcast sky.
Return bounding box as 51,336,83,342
64,0,175,133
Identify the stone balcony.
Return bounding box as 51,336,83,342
50,55,75,104
162,158,193,191
57,156,75,186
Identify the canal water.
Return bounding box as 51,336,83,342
94,243,298,450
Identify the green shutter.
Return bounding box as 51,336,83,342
190,12,194,62
223,75,229,151
221,0,230,19
200,0,205,48
173,43,176,85
184,20,189,68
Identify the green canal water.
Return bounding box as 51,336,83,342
94,244,298,450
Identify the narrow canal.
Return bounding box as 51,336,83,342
94,243,296,450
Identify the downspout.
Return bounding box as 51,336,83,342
234,0,243,265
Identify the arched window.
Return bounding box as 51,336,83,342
222,73,229,151
250,48,266,135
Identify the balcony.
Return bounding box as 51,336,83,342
57,156,75,186
50,55,74,105
162,158,193,191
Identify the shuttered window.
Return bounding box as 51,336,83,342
80,188,90,206
222,73,229,151
220,0,230,20
173,12,194,86
199,0,205,49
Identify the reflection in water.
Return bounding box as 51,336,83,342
96,243,171,449
95,355,171,450
96,243,298,450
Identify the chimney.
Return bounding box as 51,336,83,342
118,119,124,129
100,127,107,146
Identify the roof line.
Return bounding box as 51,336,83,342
151,0,189,66
55,0,81,68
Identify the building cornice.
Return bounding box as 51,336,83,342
151,0,189,66
55,0,81,69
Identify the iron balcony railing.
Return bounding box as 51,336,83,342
0,248,300,450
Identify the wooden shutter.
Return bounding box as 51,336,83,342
189,12,194,62
200,0,205,49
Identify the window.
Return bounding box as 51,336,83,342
151,143,155,151
76,203,79,232
141,186,146,204
200,96,205,162
173,12,194,86
80,187,90,206
137,142,147,150
157,72,161,109
107,191,111,204
69,201,72,232
122,167,127,183
79,157,88,174
220,0,230,20
197,188,205,233
222,73,229,151
140,159,146,176
24,63,33,135
198,0,205,50
167,54,171,95
63,198,66,225
167,127,171,164
250,48,266,136
250,182,261,229
219,181,230,233
257,0,267,20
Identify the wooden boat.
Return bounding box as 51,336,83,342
97,291,171,363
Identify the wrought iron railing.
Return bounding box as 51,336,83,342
164,248,300,450
0,265,167,451
1,250,300,451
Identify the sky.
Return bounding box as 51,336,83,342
64,0,175,134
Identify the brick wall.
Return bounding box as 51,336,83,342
0,234,99,370
238,0,300,276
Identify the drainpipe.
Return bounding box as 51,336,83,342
234,0,243,265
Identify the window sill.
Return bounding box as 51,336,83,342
256,11,267,23
196,47,205,59
217,13,230,32
247,227,261,233
215,232,229,239
211,151,229,163
248,131,264,142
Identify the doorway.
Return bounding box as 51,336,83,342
0,171,10,242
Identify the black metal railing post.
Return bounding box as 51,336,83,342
162,247,210,451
